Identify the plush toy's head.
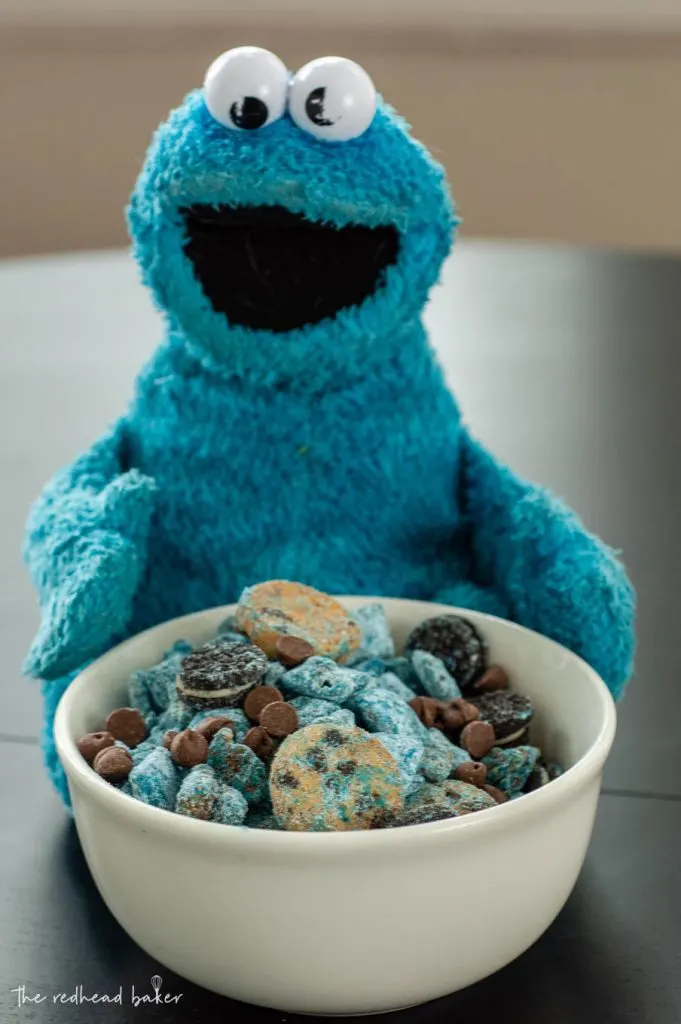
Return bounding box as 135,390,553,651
128,47,456,386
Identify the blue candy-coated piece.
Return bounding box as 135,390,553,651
349,686,427,739
264,661,286,686
419,727,456,783
176,764,221,819
129,747,179,810
214,784,249,825
282,656,359,705
383,656,424,694
376,671,417,702
483,745,541,796
207,733,267,805
288,695,356,729
373,732,424,793
157,696,193,733
410,649,462,701
351,604,395,659
190,706,249,742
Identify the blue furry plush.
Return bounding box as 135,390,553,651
23,74,635,804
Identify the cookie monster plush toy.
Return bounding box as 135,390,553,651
23,47,635,803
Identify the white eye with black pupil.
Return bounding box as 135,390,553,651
204,46,288,131
289,56,376,142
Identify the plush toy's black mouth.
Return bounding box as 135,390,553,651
181,204,400,333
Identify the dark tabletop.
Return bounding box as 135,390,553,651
1,245,680,1023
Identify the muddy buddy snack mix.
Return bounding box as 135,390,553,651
77,580,564,831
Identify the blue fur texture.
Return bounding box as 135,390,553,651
22,71,635,806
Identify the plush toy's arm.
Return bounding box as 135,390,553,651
23,421,157,680
454,430,635,698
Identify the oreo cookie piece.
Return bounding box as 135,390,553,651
404,615,487,691
177,640,269,709
469,691,534,743
523,759,550,792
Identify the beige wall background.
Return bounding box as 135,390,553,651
2,2,680,256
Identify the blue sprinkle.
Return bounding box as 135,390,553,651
411,650,461,701
129,748,179,810
214,785,249,825
282,656,359,704
351,604,395,659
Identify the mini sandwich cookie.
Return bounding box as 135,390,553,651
269,724,404,831
469,691,534,745
177,640,269,708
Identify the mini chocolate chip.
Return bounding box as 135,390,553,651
460,720,496,760
194,716,235,743
408,696,440,728
104,707,148,748
244,726,276,761
243,685,284,724
93,746,133,783
484,783,509,804
473,665,510,693
442,706,465,732
77,731,115,765
260,701,299,738
277,770,299,789
454,761,489,788
170,729,209,768
337,760,357,776
162,730,179,749
276,634,315,668
451,698,480,724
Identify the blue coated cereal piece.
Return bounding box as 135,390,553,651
411,650,462,702
419,727,456,783
351,604,395,659
483,745,541,796
217,630,251,645
129,747,179,810
441,779,498,812
176,764,220,819
344,647,372,667
213,784,249,825
190,706,249,742
269,724,404,831
207,732,267,805
157,695,193,733
245,807,283,830
376,671,417,702
288,696,356,729
264,661,286,686
348,656,390,677
373,732,424,793
383,656,423,693
128,645,191,717
282,656,359,705
216,613,239,635
349,686,427,739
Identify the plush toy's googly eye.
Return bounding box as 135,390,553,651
288,57,376,142
204,46,289,131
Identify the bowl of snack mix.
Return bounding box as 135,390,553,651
54,582,616,1014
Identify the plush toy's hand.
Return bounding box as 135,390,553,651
458,431,635,698
25,529,145,679
24,465,157,680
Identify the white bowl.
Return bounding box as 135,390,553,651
55,598,616,1015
